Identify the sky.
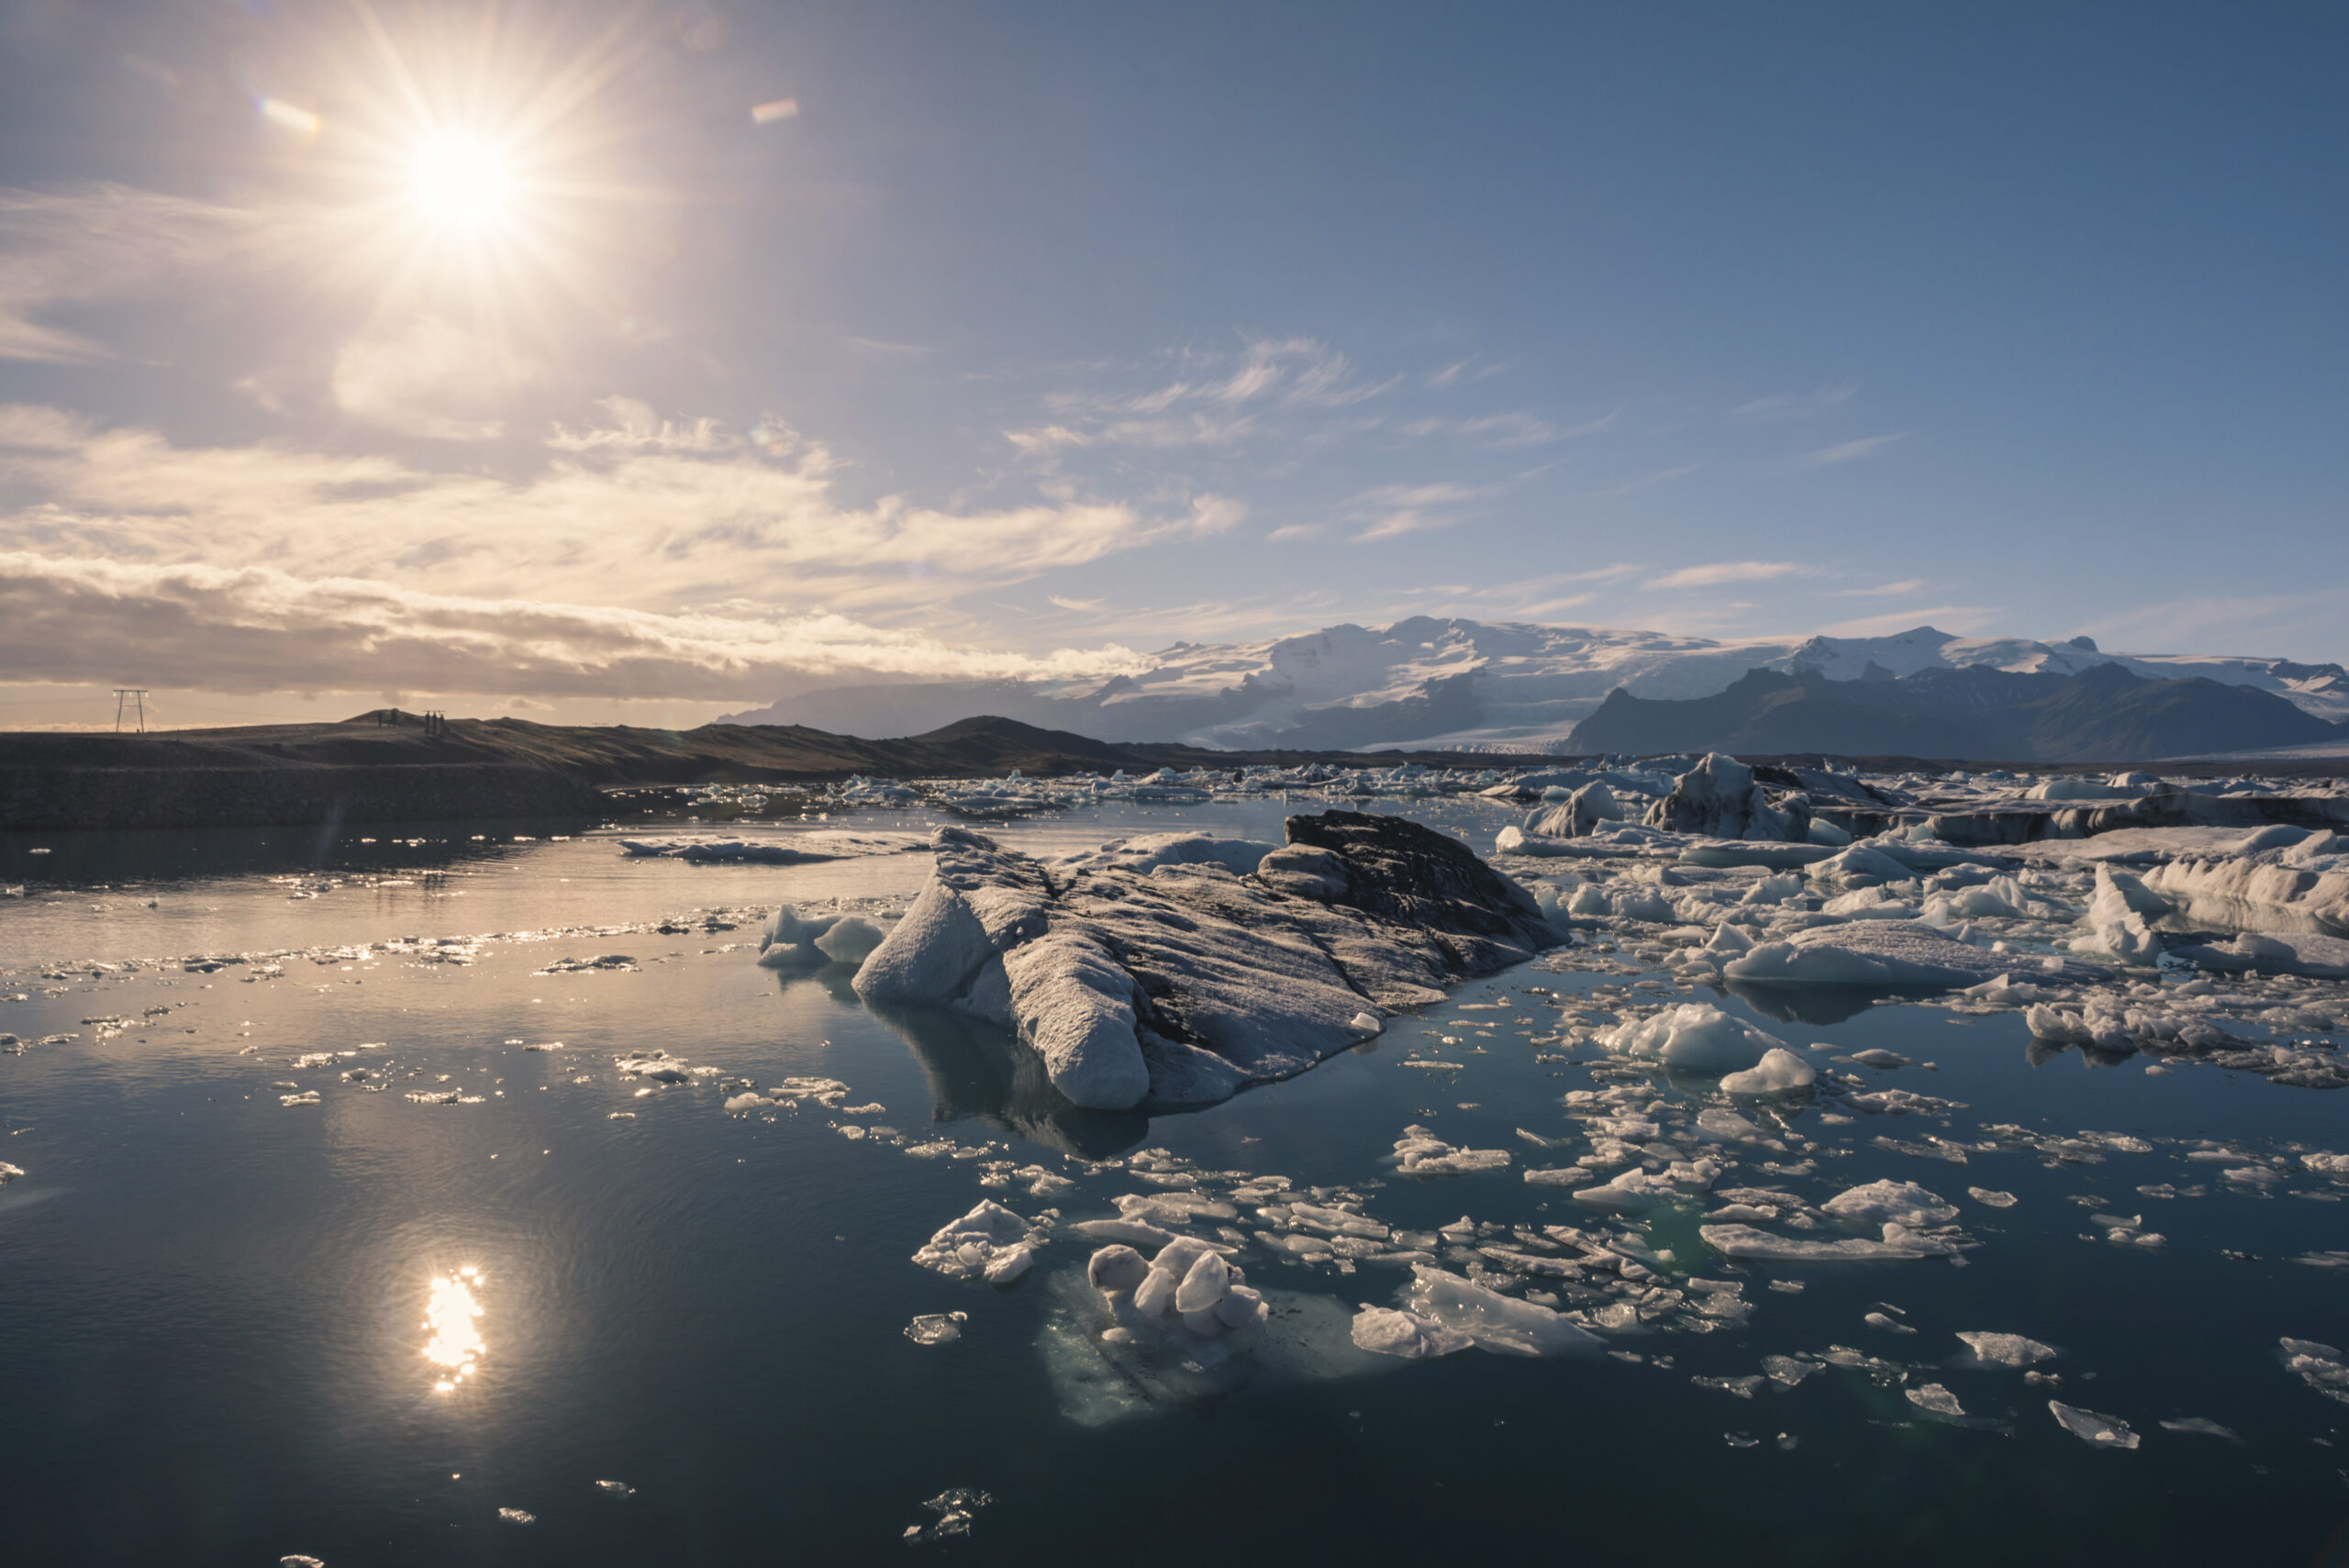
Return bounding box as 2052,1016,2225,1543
0,0,2342,730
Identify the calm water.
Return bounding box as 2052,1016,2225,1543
2,804,2344,1566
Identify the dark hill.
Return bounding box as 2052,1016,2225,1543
1568,663,2344,762
0,711,1565,831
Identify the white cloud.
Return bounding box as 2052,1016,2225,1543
0,401,1232,617
0,550,1152,700
1798,432,1908,467
1645,560,1818,590
331,317,537,440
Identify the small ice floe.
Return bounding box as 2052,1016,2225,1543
621,832,920,863
1820,1181,1958,1229
0,1162,23,1187
1864,1309,1918,1336
1352,1306,1471,1359
1726,920,2106,991
1718,1048,1815,1095
1390,1126,1511,1176
1597,1003,1785,1073
1966,1188,2019,1208
1692,1374,1765,1398
1700,1224,1957,1262
535,954,638,974
1850,1050,1915,1070
903,1486,992,1544
905,1312,969,1346
1907,1383,1965,1418
613,1051,719,1089
2281,1339,2349,1406
594,1479,637,1496
2048,1401,2140,1449
1380,1265,1600,1358
2157,1418,2242,1442
496,1507,537,1524
1762,1354,1819,1389
2293,1251,2349,1269
911,1201,1042,1284
1956,1331,2059,1369
278,1090,321,1106
755,906,892,969
280,1557,325,1567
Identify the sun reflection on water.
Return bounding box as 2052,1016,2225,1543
423,1265,485,1394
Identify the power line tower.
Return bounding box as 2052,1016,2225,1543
114,689,148,733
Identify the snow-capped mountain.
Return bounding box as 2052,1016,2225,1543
719,617,2349,751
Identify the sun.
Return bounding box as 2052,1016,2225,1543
407,136,516,228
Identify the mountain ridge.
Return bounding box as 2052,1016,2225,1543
718,617,2349,751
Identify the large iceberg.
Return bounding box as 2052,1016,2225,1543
852,812,1556,1110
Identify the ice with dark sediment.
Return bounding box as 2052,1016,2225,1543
851,811,1555,1110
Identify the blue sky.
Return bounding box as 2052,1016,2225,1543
0,1,2341,727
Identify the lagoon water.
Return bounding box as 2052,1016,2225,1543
2,800,2343,1565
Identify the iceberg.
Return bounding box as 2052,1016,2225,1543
852,813,1554,1110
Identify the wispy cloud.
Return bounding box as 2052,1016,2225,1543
1400,409,1616,450
0,183,259,363
1830,577,1932,597
1344,480,1507,543
1645,559,1819,590
1798,431,1908,467
1731,384,1857,422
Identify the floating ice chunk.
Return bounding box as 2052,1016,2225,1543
1851,1050,1914,1070
2072,865,2165,963
626,832,918,863
1701,1224,1955,1262
1216,1285,1268,1330
1052,833,1279,876
2048,1401,2140,1449
2281,1339,2349,1406
1696,1106,1777,1145
1906,1383,1965,1418
1569,1167,1678,1214
1131,1267,1180,1318
280,1557,326,1567
1727,920,2106,990
1720,1048,1815,1095
1967,1187,2018,1208
0,1162,21,1187
1598,1003,1785,1073
1865,1311,1918,1336
2158,1417,2242,1441
905,1312,969,1345
2174,929,2349,980
1086,1245,1150,1296
594,1479,637,1496
1957,1331,2059,1368
1066,1218,1176,1249
911,1200,1038,1281
812,916,885,965
1351,1011,1384,1035
1400,1265,1601,1357
1352,1305,1472,1358
497,1507,537,1524
1391,1126,1513,1175
279,1090,321,1106
1822,1180,1958,1229
904,1487,992,1544
1762,1354,1819,1389
1174,1251,1231,1313
984,1244,1036,1285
